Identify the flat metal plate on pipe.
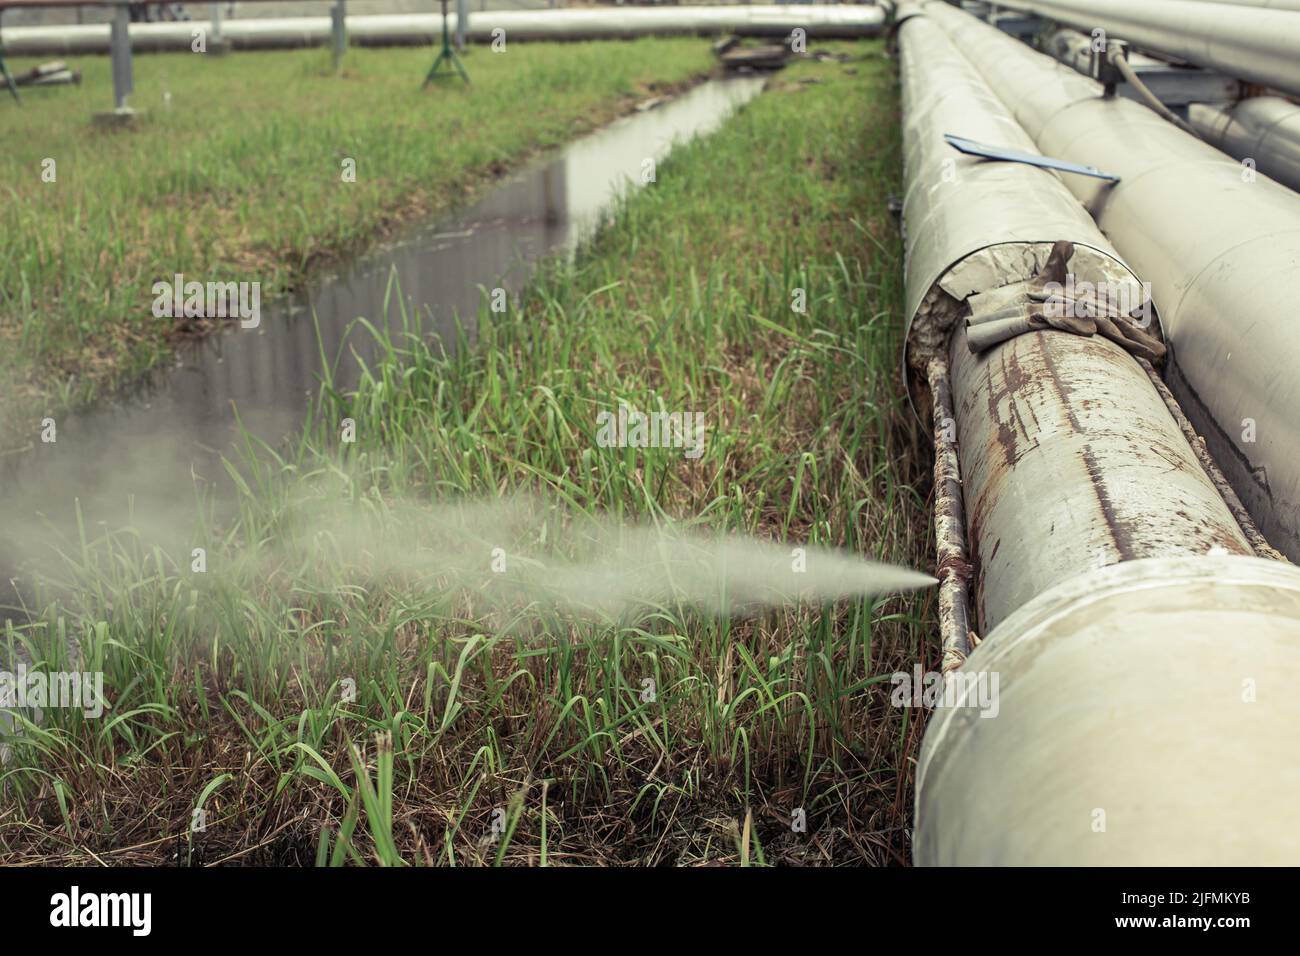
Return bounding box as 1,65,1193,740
943,133,1119,181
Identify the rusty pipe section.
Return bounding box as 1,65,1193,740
988,0,1300,99
927,0,1300,561
902,4,1300,865
949,326,1250,633
1189,96,1300,194
0,6,886,55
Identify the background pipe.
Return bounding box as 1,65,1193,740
0,6,887,56
1165,0,1300,11
1189,96,1300,193
927,0,1300,562
987,0,1300,99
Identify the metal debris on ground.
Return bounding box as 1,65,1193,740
1,59,79,90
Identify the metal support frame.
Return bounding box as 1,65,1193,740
454,0,466,51
109,2,133,112
332,0,347,71
423,0,468,86
1046,29,1239,109
0,10,19,104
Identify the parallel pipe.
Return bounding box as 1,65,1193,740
902,4,1300,865
927,0,1300,562
1171,0,1300,11
0,6,887,55
1189,96,1300,193
1040,26,1240,108
900,12,1253,633
989,0,1300,99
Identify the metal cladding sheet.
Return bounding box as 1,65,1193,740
916,555,1300,865
1189,97,1300,194
988,0,1300,99
949,326,1250,633
929,0,1300,562
0,6,887,55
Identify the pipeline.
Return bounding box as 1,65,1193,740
899,12,1248,631
988,0,1300,99
1189,96,1300,193
900,4,1300,864
928,0,1300,562
1171,0,1300,10
0,6,886,56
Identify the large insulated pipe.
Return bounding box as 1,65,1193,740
1173,0,1300,11
900,12,1250,632
918,554,1300,864
990,0,1300,99
927,0,1300,561
901,5,1300,865
1189,96,1300,193
0,6,887,56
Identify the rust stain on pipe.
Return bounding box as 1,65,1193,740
927,357,975,671
951,327,1252,631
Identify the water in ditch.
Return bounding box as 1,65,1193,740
1,74,934,634
0,78,764,595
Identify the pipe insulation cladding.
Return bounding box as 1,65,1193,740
0,6,887,56
987,0,1300,99
899,13,1250,630
1189,96,1300,194
917,555,1300,865
926,0,1300,563
1143,0,1300,13
900,6,1300,864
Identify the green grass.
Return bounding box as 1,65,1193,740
0,39,715,451
0,42,933,866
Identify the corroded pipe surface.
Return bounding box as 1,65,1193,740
949,325,1250,633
